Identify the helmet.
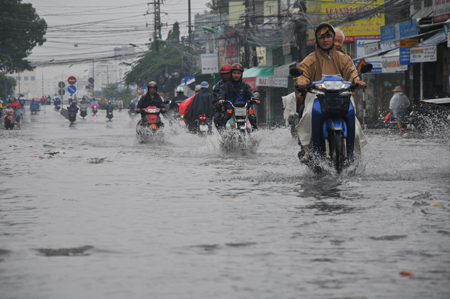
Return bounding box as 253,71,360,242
231,63,244,73
200,81,209,89
220,64,232,74
147,81,158,90
195,85,201,92
108,101,111,105
315,23,335,41
253,92,260,98
176,86,184,93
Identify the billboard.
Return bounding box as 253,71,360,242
201,54,219,74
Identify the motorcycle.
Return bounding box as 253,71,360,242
54,103,61,111
290,63,373,174
190,114,212,135
220,99,257,154
92,106,98,115
30,102,40,114
68,111,77,123
106,110,113,121
80,107,87,119
136,106,164,140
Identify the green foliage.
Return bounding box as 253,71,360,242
100,83,135,108
123,22,183,90
102,83,119,101
206,0,229,14
0,0,47,72
0,72,17,100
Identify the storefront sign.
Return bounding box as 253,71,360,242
200,54,218,74
381,20,417,43
274,64,290,77
382,55,407,73
433,0,450,22
256,77,288,88
410,45,437,63
399,39,419,65
243,77,257,91
356,38,382,73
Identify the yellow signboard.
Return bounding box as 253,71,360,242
307,0,385,45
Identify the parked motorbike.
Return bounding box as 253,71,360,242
136,106,164,140
106,110,113,121
290,63,373,174
220,100,257,154
92,106,98,115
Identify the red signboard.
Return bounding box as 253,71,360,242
242,77,257,91
68,76,77,85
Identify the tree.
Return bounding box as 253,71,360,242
123,22,186,93
0,73,16,100
0,0,47,72
206,0,229,15
102,83,119,101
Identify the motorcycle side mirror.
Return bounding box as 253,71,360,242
290,68,302,77
164,100,170,104
360,63,373,74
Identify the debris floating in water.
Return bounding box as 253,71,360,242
44,151,65,155
430,203,441,207
399,271,413,276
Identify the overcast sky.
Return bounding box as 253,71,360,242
26,0,212,78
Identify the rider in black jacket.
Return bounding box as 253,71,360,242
212,64,232,129
136,81,166,126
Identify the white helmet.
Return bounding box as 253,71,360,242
176,86,184,93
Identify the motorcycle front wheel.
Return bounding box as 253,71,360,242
330,131,346,174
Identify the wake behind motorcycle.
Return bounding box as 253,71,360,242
220,100,258,154
136,106,164,141
291,63,373,174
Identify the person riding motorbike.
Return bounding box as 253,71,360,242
212,64,232,129
18,95,25,108
295,22,367,162
169,86,188,111
67,101,79,115
53,95,61,107
135,81,166,127
118,99,123,111
91,99,99,109
217,63,254,130
185,81,215,132
105,101,114,118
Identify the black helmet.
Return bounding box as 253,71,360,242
147,81,158,90
231,63,244,73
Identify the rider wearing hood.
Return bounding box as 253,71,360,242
169,86,188,111
295,23,367,162
185,81,215,130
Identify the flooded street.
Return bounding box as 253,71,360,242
1,105,450,299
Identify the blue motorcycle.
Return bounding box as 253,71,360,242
290,64,372,174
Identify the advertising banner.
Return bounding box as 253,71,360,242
306,0,385,45
410,45,437,63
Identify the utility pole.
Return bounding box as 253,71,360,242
188,0,192,44
147,1,162,51
244,1,250,68
252,0,258,67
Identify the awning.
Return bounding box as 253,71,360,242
243,66,276,91
243,66,275,78
417,30,447,46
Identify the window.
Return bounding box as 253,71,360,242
16,76,21,80
24,76,29,81
424,0,432,7
414,0,421,10
31,76,35,81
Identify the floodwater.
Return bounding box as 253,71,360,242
1,105,450,299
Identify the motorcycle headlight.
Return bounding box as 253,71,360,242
322,81,350,90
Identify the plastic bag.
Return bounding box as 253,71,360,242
246,115,253,130
178,96,194,115
384,111,391,122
